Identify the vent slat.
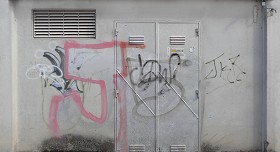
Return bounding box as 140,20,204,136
35,29,95,32
34,31,49,33
35,35,94,38
34,25,95,27
34,21,95,23
33,23,95,26
33,9,96,38
44,19,95,22
79,34,95,35
34,11,94,13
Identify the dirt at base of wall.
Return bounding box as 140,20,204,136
38,134,114,152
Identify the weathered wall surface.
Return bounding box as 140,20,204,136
0,0,13,152
267,0,280,151
0,0,269,151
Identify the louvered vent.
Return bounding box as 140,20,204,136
33,10,96,38
129,36,145,45
170,36,186,45
129,145,145,152
170,145,187,152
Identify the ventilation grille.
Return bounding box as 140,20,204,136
33,10,96,38
170,36,186,45
129,145,145,152
170,145,187,152
129,36,145,45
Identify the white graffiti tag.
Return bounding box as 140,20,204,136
26,64,65,88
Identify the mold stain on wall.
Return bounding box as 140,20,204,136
38,134,114,152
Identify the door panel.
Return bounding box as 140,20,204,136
116,22,199,152
158,23,199,152
116,22,157,152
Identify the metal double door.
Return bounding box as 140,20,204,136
115,21,199,152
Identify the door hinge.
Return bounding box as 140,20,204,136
114,29,119,36
195,29,199,37
195,90,199,99
114,89,119,98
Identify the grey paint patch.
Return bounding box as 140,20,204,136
38,134,114,152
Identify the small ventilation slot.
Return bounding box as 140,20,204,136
170,36,186,45
129,36,145,45
129,145,145,152
33,10,96,38
170,145,187,152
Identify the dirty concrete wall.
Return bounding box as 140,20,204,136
0,0,265,151
267,0,280,151
0,0,13,152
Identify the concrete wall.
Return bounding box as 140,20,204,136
0,0,13,152
0,0,270,151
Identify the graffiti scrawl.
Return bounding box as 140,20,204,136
205,53,247,94
26,40,146,152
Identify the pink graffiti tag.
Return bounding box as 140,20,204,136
49,89,106,136
49,40,145,152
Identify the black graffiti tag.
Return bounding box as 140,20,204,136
205,53,246,83
129,53,181,91
127,53,187,117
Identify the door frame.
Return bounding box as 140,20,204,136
114,20,201,152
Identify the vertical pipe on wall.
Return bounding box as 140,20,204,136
261,0,268,151
10,1,18,151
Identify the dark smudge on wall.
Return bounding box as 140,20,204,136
39,134,114,152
